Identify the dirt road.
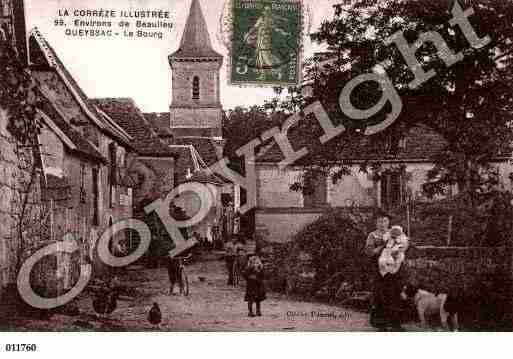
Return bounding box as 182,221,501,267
1,258,373,331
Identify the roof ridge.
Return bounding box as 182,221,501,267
95,106,135,141
36,94,105,163
93,98,177,157
29,29,133,147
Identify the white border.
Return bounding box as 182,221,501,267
0,332,508,359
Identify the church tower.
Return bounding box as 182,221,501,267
168,0,223,139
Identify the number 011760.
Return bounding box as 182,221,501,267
5,344,37,352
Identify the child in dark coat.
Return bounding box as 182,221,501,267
166,256,181,295
243,255,266,317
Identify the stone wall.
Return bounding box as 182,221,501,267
255,208,325,243
328,167,377,207
169,60,223,136
256,165,304,208
170,61,222,107
0,108,44,300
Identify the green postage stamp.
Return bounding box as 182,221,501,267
229,0,303,87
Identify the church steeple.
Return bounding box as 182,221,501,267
168,0,223,139
169,0,222,60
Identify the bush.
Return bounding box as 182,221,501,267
262,191,513,304
261,208,376,299
388,191,513,247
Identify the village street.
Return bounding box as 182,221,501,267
1,255,373,331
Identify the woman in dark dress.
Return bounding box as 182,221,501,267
243,254,266,317
365,215,390,329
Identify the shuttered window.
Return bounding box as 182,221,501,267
303,174,328,208
108,142,117,208
92,168,99,226
380,170,404,209
192,76,200,100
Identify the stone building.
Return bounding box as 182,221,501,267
92,98,178,260
91,98,177,214
27,29,135,285
0,0,45,301
253,123,513,243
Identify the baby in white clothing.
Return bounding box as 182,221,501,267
378,225,409,276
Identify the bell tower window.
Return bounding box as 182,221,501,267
192,76,200,100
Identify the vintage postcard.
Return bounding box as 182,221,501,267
1,0,513,348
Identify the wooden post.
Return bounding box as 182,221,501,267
406,202,411,238
406,193,411,238
447,215,453,246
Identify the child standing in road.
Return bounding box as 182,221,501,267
243,254,266,317
166,255,181,295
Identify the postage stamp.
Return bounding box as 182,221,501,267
229,0,303,87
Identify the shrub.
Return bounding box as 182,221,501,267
388,190,513,247
262,191,513,304
261,208,376,299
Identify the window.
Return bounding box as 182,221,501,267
1,0,10,16
136,172,145,189
380,133,405,156
380,170,404,209
109,142,117,208
303,174,328,208
92,168,99,226
80,163,86,203
192,76,200,100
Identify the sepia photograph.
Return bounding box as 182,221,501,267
1,0,513,350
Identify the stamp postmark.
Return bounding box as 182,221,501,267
228,0,303,87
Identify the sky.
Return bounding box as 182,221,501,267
24,0,340,112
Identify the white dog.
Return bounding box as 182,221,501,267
401,284,460,331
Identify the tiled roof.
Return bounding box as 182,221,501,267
174,137,220,167
170,145,225,185
188,171,225,185
152,124,174,138
144,112,174,138
38,94,106,163
92,98,177,158
144,112,225,166
28,29,133,148
144,113,223,139
169,0,222,60
256,123,451,164
138,158,175,179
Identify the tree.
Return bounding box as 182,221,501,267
292,0,513,200
222,105,284,166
